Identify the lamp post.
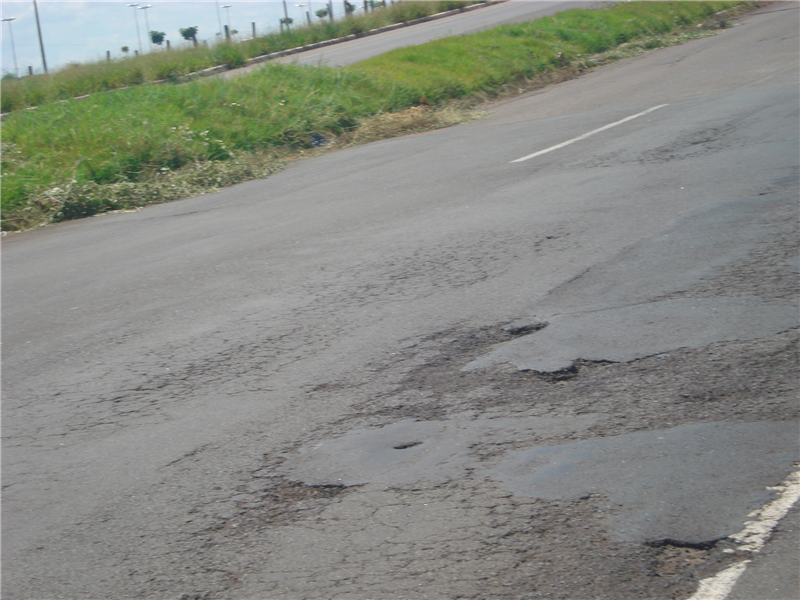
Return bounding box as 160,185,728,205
1,17,18,77
221,4,231,39
295,3,311,25
127,3,142,54
215,1,223,38
138,5,152,51
32,0,47,73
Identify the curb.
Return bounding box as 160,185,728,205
171,0,504,83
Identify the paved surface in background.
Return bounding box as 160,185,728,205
222,0,599,75
2,4,798,600
278,0,602,66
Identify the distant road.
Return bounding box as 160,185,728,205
223,0,599,76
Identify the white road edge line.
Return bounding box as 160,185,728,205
686,465,800,600
728,465,800,553
510,104,669,163
686,561,751,600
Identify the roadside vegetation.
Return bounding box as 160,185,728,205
1,1,752,232
0,1,480,114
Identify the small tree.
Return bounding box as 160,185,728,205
179,26,199,47
344,2,355,16
280,16,293,29
150,31,166,45
121,45,130,54
315,8,329,19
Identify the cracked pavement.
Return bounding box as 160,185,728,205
2,5,799,600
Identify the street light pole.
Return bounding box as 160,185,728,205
32,0,47,73
138,5,152,51
1,17,19,77
127,3,142,55
295,3,310,26
215,1,223,38
221,5,231,39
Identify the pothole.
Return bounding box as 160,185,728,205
264,479,351,503
393,441,423,450
646,538,732,580
646,538,725,551
464,297,798,373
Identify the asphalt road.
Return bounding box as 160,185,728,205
221,0,602,76
3,4,799,600
278,0,601,67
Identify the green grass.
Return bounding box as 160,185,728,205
1,1,751,231
1,64,397,225
0,1,479,114
351,1,740,100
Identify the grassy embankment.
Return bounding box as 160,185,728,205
1,1,751,232
0,1,480,114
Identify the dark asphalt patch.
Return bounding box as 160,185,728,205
488,420,800,543
464,296,797,373
277,415,603,487
465,189,798,374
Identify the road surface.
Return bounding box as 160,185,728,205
223,0,601,75
2,3,798,599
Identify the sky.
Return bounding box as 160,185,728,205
0,0,362,76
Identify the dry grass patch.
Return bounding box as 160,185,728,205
335,104,483,148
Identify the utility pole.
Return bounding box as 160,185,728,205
127,3,143,55
1,17,19,77
139,5,152,51
295,4,310,26
32,0,47,73
282,0,290,23
221,5,232,40
215,1,223,38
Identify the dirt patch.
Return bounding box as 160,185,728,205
193,476,356,545
647,540,732,582
320,323,797,444
373,483,739,600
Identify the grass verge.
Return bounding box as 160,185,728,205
0,1,481,114
1,1,755,232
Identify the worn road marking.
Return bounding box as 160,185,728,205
687,561,751,600
729,466,800,553
510,104,669,163
686,465,800,600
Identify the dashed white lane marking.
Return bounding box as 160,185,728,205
510,104,669,163
686,465,800,600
